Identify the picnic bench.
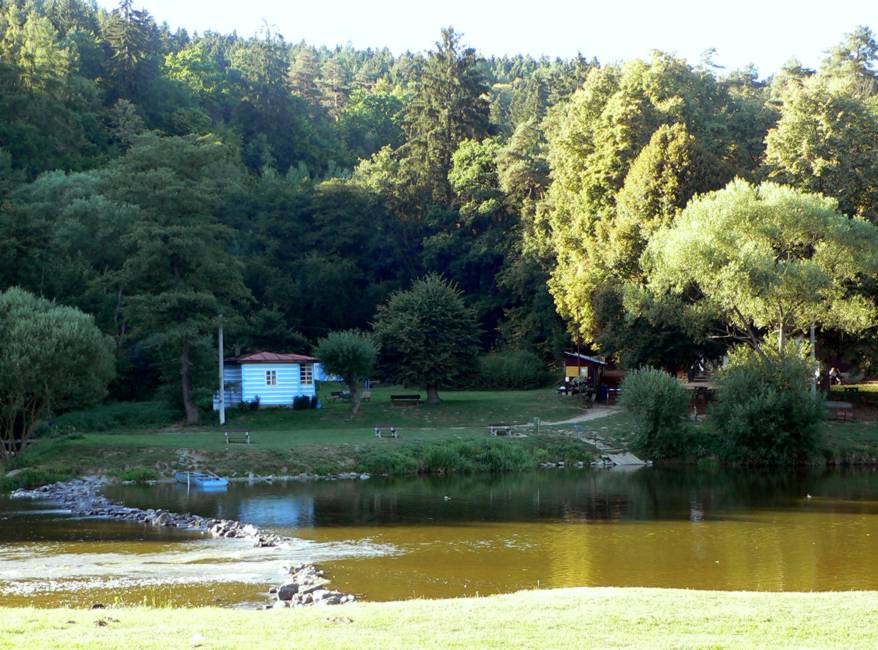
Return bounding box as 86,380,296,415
373,425,398,439
390,394,422,406
224,429,251,446
489,423,513,437
825,400,854,422
330,390,351,400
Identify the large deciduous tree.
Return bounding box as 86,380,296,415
373,274,480,403
102,133,250,424
0,288,114,457
645,180,878,351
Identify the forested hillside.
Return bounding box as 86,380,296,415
1,0,876,415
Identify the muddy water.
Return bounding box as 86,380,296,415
2,468,877,606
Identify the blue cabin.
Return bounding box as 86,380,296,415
213,351,319,409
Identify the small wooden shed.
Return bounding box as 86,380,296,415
563,352,607,385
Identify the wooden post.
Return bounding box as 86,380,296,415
810,323,817,396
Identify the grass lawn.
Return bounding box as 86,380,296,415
3,387,602,482
2,587,877,649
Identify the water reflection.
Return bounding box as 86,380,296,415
3,467,877,605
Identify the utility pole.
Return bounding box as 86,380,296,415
218,317,225,426
810,323,817,396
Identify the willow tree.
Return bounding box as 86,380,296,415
645,180,878,351
0,288,114,457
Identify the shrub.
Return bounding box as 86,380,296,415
0,468,74,492
477,350,552,389
117,468,159,482
712,346,823,464
620,367,690,459
52,401,178,433
292,395,313,410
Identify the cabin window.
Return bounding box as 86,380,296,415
300,364,313,385
265,370,277,386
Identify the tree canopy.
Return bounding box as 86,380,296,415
645,180,878,350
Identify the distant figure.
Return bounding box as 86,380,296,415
829,367,842,385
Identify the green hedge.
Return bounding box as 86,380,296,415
476,351,553,390
52,401,179,433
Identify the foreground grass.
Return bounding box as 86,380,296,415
2,587,877,649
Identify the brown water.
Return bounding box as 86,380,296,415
2,468,877,606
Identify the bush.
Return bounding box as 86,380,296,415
293,395,314,410
620,367,690,459
477,350,552,389
712,346,823,464
0,468,74,492
52,400,178,433
116,468,159,482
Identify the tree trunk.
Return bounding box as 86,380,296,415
180,342,200,425
349,382,362,416
426,385,440,404
778,325,786,352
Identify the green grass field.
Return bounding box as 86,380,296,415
4,385,878,488
3,387,602,483
2,587,877,649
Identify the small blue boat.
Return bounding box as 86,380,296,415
175,471,229,489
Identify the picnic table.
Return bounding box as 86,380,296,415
373,425,398,438
825,400,854,422
489,423,513,437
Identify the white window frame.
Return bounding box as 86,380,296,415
266,369,277,386
300,364,313,385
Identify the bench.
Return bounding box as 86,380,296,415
489,424,513,437
330,390,351,401
374,425,398,439
825,401,854,423
390,394,422,406
224,430,251,446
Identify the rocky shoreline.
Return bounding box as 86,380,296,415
11,476,358,608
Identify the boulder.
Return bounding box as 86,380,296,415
277,583,299,601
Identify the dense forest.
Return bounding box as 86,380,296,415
1,0,877,417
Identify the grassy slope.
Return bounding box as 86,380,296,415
4,387,598,479
2,587,877,649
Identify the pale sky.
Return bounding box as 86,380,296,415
99,0,878,78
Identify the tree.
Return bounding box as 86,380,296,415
402,28,491,205
765,74,878,221
314,330,378,415
0,288,114,458
645,180,878,352
102,134,250,424
373,274,480,403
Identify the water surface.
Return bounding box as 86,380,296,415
2,468,877,605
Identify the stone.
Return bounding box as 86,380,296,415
277,583,299,601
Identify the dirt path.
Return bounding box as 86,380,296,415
542,407,621,426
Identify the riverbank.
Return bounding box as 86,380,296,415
2,587,877,649
1,388,607,490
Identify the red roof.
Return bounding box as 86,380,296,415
226,351,318,365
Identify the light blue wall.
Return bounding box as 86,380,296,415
240,363,316,406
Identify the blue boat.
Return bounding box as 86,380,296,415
175,471,229,489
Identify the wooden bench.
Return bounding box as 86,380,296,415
826,401,854,423
330,390,351,401
374,425,398,439
390,394,422,406
489,424,513,437
224,430,251,446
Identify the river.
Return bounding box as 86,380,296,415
2,467,876,606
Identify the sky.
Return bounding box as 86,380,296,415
97,0,878,77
